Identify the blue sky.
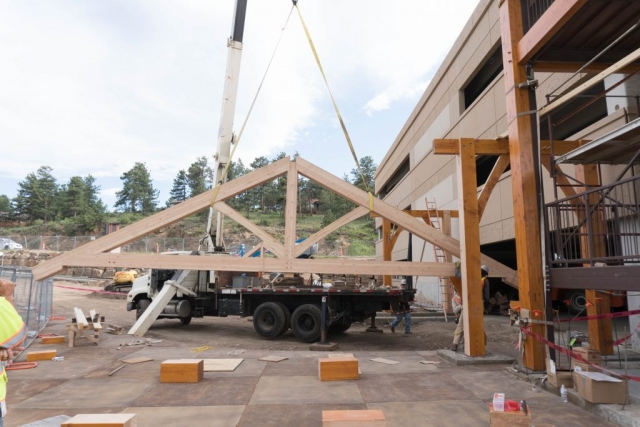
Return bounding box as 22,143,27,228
0,0,479,209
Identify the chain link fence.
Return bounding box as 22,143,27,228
1,235,377,257
0,266,53,349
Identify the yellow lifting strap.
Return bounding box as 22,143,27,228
295,4,374,210
209,5,295,209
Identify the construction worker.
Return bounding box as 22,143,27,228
481,265,490,308
0,279,28,427
390,279,411,336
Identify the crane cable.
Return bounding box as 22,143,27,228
209,5,295,209
295,4,374,210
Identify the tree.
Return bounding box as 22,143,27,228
187,156,211,197
13,166,59,224
114,162,159,214
0,195,13,221
168,170,188,205
58,175,106,232
350,156,377,192
249,156,270,212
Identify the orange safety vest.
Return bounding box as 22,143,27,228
0,297,28,403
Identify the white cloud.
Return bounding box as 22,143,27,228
0,0,479,206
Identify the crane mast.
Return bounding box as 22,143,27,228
206,0,248,251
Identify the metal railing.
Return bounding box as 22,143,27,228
545,174,640,267
521,0,555,33
0,266,53,348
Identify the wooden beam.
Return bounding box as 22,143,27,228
435,139,581,156
214,202,285,258
478,154,510,221
441,211,454,313
243,244,262,258
389,225,403,251
294,206,369,258
533,61,640,75
457,138,485,357
575,164,613,355
296,156,518,287
32,157,292,281
284,161,298,260
65,253,456,277
539,46,640,117
540,155,581,201
517,0,587,64
370,210,458,219
501,0,546,370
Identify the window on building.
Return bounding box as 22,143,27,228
378,156,410,199
463,43,503,110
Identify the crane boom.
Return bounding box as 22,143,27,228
205,0,248,251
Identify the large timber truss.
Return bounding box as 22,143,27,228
32,157,517,284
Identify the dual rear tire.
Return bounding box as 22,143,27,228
252,302,325,343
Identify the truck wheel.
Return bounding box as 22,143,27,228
291,304,322,343
567,291,587,315
274,302,291,336
253,302,287,339
136,298,151,320
179,316,192,325
329,319,352,335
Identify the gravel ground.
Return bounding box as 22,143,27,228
51,280,521,357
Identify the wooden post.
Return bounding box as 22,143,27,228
457,138,485,357
442,211,453,312
382,218,392,286
575,164,613,355
500,0,546,370
284,161,298,261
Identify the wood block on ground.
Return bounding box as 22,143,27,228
121,356,154,364
160,359,204,383
41,336,65,344
61,413,136,426
26,349,57,361
259,356,288,363
202,358,244,372
319,357,359,381
323,409,385,427
370,358,398,365
489,404,532,427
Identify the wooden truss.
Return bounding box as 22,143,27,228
31,157,517,285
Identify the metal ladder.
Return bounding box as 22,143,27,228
425,199,449,322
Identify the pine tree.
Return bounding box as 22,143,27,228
114,162,159,214
187,157,211,197
350,156,377,192
13,166,59,223
168,170,188,205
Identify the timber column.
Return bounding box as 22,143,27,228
500,0,546,370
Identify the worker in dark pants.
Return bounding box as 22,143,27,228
390,279,412,336
481,265,490,313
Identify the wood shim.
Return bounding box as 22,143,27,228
121,356,154,364
202,358,244,372
370,358,399,365
259,356,288,363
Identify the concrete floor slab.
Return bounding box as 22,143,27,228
6,407,125,427
367,400,488,427
122,405,245,427
6,359,110,381
261,357,318,377
249,376,364,405
6,380,65,405
237,403,368,427
359,356,440,375
437,349,515,365
14,378,157,409
450,370,550,402
132,377,258,407
357,373,476,403
516,396,616,427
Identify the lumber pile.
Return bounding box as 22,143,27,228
67,307,103,347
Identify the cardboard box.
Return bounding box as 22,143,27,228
546,359,573,388
160,359,204,383
489,404,532,427
573,371,628,404
572,347,601,363
571,359,601,373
